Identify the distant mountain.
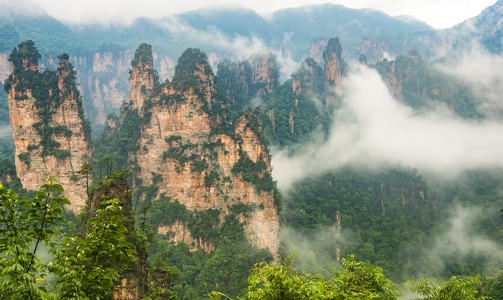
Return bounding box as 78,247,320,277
361,0,503,62
0,3,435,59
268,4,434,59
451,0,503,52
0,3,86,53
178,7,273,40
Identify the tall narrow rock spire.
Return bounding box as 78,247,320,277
129,43,155,111
5,40,91,212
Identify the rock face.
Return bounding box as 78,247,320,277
129,45,280,257
310,39,326,64
323,37,344,91
129,43,156,111
217,55,279,111
249,55,279,96
5,41,91,212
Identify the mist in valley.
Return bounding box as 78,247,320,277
272,44,503,281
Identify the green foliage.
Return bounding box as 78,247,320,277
0,83,10,126
143,260,181,300
244,254,396,300
187,209,221,243
147,194,190,228
232,154,275,192
0,180,69,299
482,272,503,299
209,256,489,300
229,203,255,217
131,43,154,67
172,48,213,85
92,106,144,180
191,158,208,172
17,152,31,167
260,58,332,147
405,275,486,300
165,135,182,143
0,24,21,51
0,181,136,299
282,167,433,279
148,214,272,299
216,59,254,110
204,169,220,187
323,37,343,63
53,199,135,299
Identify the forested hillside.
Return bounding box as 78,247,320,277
2,1,503,299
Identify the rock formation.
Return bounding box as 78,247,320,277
217,55,279,110
128,45,280,257
249,55,279,96
128,43,156,111
310,38,326,64
323,37,344,91
4,40,92,212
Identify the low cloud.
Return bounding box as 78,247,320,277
436,45,503,118
158,16,269,59
421,205,503,276
156,16,297,79
0,0,46,20
280,226,339,275
272,66,503,191
0,125,12,139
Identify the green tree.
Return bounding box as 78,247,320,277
0,179,69,299
0,180,135,299
244,254,396,300
405,275,486,300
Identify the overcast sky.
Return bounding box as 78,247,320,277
23,0,497,29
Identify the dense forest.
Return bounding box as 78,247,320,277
2,1,503,299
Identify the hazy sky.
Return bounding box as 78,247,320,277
23,0,497,29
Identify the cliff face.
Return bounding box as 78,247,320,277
0,48,180,125
129,44,156,111
310,39,326,64
217,55,279,111
130,46,280,257
323,37,344,90
250,55,279,96
5,41,91,212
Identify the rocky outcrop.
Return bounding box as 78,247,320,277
129,44,156,111
323,37,344,90
310,39,326,64
249,55,279,96
90,175,147,300
5,41,91,213
130,45,280,257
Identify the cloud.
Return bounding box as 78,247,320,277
0,125,12,139
158,16,269,59
280,226,339,275
156,16,298,79
272,65,503,191
421,205,503,276
0,0,46,19
436,45,503,118
29,0,495,29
